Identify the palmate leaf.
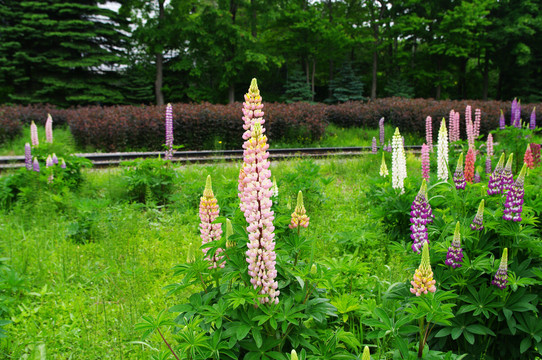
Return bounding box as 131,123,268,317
134,310,177,340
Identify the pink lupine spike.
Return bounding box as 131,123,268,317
199,175,224,269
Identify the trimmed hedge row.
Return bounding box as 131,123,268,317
326,98,542,140
1,99,539,150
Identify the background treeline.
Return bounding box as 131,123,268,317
0,0,541,107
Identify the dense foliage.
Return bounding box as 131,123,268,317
1,0,542,105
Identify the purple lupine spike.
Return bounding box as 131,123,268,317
453,153,466,190
33,157,40,172
499,110,505,130
511,98,517,126
410,180,433,254
530,107,536,130
445,222,464,269
421,144,430,182
52,153,58,165
379,117,385,146
503,164,526,222
474,169,481,183
515,100,521,128
60,158,66,169
25,143,32,170
371,137,377,154
492,248,508,290
488,153,505,195
471,200,484,231
165,103,174,160
46,155,53,168
426,116,432,147
485,156,492,174
387,140,392,152
502,153,514,192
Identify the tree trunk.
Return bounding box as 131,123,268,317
154,0,165,106
371,46,377,99
228,83,235,104
250,0,257,37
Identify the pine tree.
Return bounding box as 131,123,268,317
284,67,313,103
0,0,128,106
327,61,365,103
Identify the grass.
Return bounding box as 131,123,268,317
0,125,78,156
0,153,423,359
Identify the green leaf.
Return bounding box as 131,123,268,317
520,337,531,354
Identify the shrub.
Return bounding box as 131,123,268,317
121,157,177,205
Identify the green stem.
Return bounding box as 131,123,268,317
157,327,181,360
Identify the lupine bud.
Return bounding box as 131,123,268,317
225,219,234,248
290,191,309,229
391,128,407,192
186,243,195,263
503,164,527,222
499,109,505,130
471,199,485,231
271,176,279,198
437,119,449,181
531,143,541,167
371,137,377,154
485,156,492,174
445,222,464,269
474,108,481,139
291,350,299,360
30,121,39,146
45,114,53,144
530,107,536,130
379,152,388,177
524,145,534,169
410,242,437,296
492,248,508,290
362,346,371,360
24,143,32,170
33,157,40,172
502,153,514,192
453,153,466,190
165,103,174,160
421,143,430,182
60,158,66,169
426,116,432,147
488,153,505,195
410,180,433,253
310,264,317,274
52,153,58,165
379,117,385,146
199,175,224,269
486,134,494,158
240,79,279,304
465,147,476,183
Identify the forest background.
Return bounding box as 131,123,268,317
0,0,541,108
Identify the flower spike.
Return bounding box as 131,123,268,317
290,191,309,229
453,153,466,190
471,200,485,231
410,242,437,296
199,175,224,269
445,222,464,268
487,153,505,195
492,248,508,289
379,152,389,177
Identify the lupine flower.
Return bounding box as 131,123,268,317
492,248,508,290
465,105,472,126
30,121,39,146
503,164,527,222
530,143,540,167
291,350,299,360
465,147,476,183
486,134,494,157
454,111,460,141
421,143,430,182
289,191,309,229
410,242,437,296
379,152,389,177
437,119,449,181
511,98,517,126
426,116,432,147
371,137,377,154
52,153,58,165
24,143,32,170
33,157,40,172
165,103,174,160
466,108,475,150
499,109,505,130
271,176,279,198
391,128,407,192
502,153,514,192
453,153,466,190
199,175,224,269
487,153,505,195
474,169,481,183
445,222,464,269
471,199,485,231
379,117,385,146
239,79,279,304
46,155,53,168
448,110,455,142
485,156,492,174
362,346,371,360
530,107,536,130
410,180,433,253
386,140,392,152
474,108,481,139
225,219,235,248
524,145,534,169
60,158,66,169
514,100,521,128
186,243,196,263
45,114,53,143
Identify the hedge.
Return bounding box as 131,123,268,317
0,99,539,150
